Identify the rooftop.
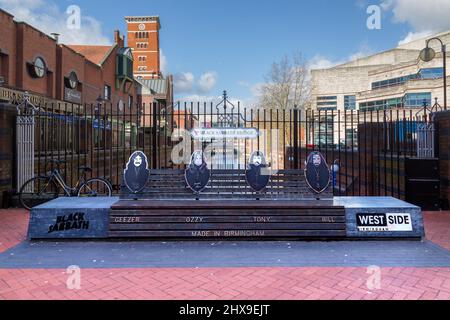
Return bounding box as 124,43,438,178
67,45,114,65
138,78,168,96
125,16,161,28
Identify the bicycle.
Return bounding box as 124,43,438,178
19,159,113,210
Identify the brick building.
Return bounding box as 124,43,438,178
125,16,161,80
125,16,173,110
0,9,140,108
0,8,143,206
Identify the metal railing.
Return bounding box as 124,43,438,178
13,100,438,200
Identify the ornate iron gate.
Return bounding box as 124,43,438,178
16,93,39,192
417,122,435,158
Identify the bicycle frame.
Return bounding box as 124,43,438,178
49,169,85,197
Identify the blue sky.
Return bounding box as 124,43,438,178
1,0,450,103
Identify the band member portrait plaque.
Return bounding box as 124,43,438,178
185,151,211,194
245,151,271,192
124,151,150,194
304,151,331,194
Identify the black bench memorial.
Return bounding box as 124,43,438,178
27,150,425,240
110,150,347,239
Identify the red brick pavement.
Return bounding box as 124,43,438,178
0,209,449,300
422,212,450,251
0,209,29,253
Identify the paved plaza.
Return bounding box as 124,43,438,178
0,209,449,300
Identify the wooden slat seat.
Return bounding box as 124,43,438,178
110,170,345,240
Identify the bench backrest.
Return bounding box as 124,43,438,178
120,169,332,200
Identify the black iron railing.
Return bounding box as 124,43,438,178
19,100,439,199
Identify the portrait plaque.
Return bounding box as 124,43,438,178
124,151,150,194
185,151,211,194
245,151,271,192
304,151,331,194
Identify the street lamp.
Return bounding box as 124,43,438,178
419,37,447,110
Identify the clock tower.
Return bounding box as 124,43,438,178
125,16,161,79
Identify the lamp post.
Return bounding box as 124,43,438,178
419,37,447,110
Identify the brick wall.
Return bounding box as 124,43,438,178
434,110,450,208
0,104,15,207
0,9,140,107
0,10,16,86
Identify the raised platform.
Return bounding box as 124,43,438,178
335,197,424,239
110,200,347,239
28,197,119,239
27,196,425,240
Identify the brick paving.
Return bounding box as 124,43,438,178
0,209,449,300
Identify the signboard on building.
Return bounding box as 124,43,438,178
356,213,413,232
190,128,259,140
64,88,82,104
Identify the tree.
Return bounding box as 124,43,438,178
259,51,311,110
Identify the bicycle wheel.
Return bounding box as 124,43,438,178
19,176,59,210
78,178,112,197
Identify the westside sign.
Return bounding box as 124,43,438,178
190,128,259,140
356,213,413,232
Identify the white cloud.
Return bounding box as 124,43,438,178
308,45,373,71
174,72,195,93
381,0,450,45
174,71,218,95
0,0,111,45
177,94,222,103
398,30,435,45
308,55,344,70
197,72,218,94
160,49,168,74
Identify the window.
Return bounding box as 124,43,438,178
136,42,148,49
404,92,432,108
360,97,404,111
104,84,111,100
345,128,358,146
65,71,78,89
372,75,415,90
128,95,133,109
317,96,337,100
28,57,46,78
359,94,427,111
418,68,444,79
314,115,334,147
372,68,444,90
317,96,337,110
138,56,147,62
344,95,356,110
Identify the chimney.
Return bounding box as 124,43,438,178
114,30,123,47
51,33,60,43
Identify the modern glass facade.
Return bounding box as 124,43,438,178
344,95,356,110
359,92,432,111
371,68,443,90
419,67,444,79
404,92,432,108
317,96,337,111
314,115,334,147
